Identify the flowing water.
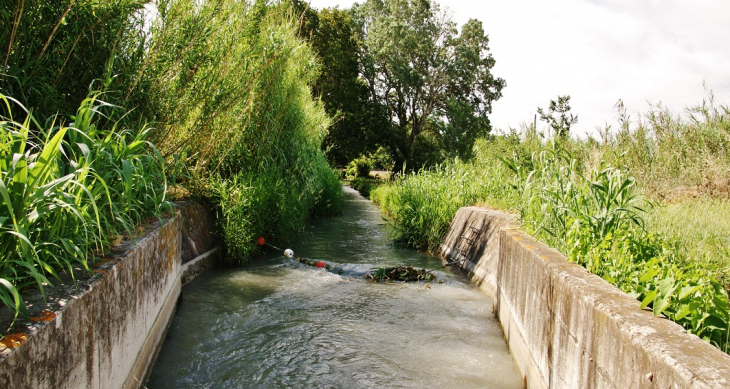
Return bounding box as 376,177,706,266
146,187,522,388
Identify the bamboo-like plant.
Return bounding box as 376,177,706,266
0,93,168,326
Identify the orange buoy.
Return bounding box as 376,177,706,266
316,261,325,268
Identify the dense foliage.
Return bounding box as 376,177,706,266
352,0,505,170
0,94,168,323
291,0,505,170
289,2,392,167
138,0,343,259
0,0,148,121
0,0,343,323
371,100,730,353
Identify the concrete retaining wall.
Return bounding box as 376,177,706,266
0,202,217,389
440,206,730,388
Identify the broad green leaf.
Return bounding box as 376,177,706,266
679,285,701,300
28,127,67,188
0,278,27,320
641,290,658,309
639,267,660,283
653,297,670,316
675,304,692,321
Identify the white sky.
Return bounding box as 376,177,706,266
306,0,730,136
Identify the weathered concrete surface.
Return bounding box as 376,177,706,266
178,201,218,263
181,247,220,286
0,202,218,389
441,207,730,388
440,206,516,296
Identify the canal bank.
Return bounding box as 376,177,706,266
5,193,729,388
440,206,730,388
0,202,218,388
145,186,523,388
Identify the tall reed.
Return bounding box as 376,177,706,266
0,93,168,325
0,0,149,122
138,0,342,261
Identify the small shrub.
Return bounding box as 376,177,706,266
346,156,373,179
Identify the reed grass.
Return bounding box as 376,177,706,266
0,0,149,122
0,0,342,326
0,93,168,325
372,99,730,353
136,0,342,262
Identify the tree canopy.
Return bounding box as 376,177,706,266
288,1,391,167
352,0,505,169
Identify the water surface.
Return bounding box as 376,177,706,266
147,186,521,388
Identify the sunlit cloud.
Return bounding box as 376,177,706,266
307,0,730,136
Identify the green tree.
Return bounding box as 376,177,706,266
287,1,391,167
353,0,505,170
537,95,578,139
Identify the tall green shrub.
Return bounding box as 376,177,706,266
139,0,342,261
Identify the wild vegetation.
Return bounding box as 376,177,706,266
371,98,730,353
2,0,728,359
0,94,168,324
293,0,504,170
0,0,342,325
138,0,343,260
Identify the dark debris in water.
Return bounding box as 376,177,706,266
365,266,436,282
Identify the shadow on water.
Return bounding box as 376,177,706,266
146,186,522,388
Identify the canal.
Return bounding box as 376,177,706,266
146,186,521,388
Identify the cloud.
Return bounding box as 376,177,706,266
308,0,730,135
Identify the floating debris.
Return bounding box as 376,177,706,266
295,257,345,274
365,266,436,283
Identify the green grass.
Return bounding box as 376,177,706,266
647,198,730,276
372,116,730,353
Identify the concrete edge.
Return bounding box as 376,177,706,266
440,206,730,388
181,247,221,286
0,202,218,389
124,279,181,388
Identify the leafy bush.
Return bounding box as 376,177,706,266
372,159,513,251
349,177,379,198
345,156,373,179
368,146,395,171
137,0,342,261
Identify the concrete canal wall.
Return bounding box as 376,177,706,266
440,206,730,388
0,202,218,389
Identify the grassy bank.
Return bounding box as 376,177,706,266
0,0,342,325
371,100,730,353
